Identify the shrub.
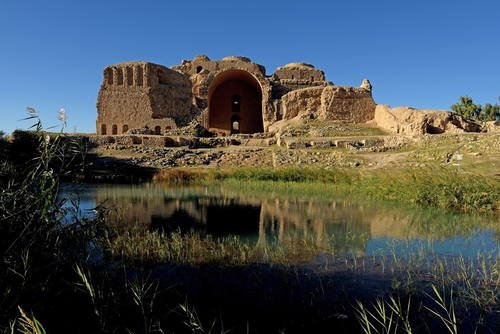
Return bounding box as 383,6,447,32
451,96,499,121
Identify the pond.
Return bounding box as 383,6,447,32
60,182,499,260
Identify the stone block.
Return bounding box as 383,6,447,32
310,140,331,148
286,141,307,149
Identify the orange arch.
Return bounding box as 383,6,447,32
208,70,263,134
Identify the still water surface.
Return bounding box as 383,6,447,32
60,182,499,259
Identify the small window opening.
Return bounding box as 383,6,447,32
101,124,107,135
136,66,143,86
126,67,133,86
231,95,241,113
230,115,240,134
291,75,294,79
158,70,169,85
232,121,240,133
311,76,314,82
196,66,203,73
165,126,171,131
116,68,123,85
112,124,118,135
122,124,129,133
105,68,113,85
154,126,161,135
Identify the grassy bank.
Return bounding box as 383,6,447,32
154,167,499,214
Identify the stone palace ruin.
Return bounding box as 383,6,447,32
97,55,490,138
96,55,376,136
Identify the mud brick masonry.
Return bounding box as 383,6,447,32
96,55,376,136
97,55,492,137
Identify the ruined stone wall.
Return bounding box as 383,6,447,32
267,62,330,125
173,55,273,130
319,85,376,122
274,63,325,82
97,88,151,135
281,87,324,119
174,55,266,78
173,55,267,102
97,61,192,135
271,63,327,100
151,66,193,124
374,105,481,135
97,55,379,135
280,83,376,123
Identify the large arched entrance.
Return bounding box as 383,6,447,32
208,70,264,134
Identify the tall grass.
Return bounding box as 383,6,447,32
0,115,93,332
104,230,336,266
102,226,498,333
355,296,412,334
356,169,498,213
155,167,499,213
16,307,47,334
153,168,206,184
354,288,458,334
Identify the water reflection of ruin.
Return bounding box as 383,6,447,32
93,186,370,254
90,184,492,256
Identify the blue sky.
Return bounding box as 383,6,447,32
0,0,499,134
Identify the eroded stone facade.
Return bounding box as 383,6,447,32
373,105,481,135
96,55,377,135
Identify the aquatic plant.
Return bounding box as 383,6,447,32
103,229,337,266
355,296,412,334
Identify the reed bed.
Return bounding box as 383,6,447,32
104,230,337,266
100,226,499,333
153,166,499,213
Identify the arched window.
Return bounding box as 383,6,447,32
135,66,143,86
231,95,241,113
112,124,118,135
122,124,129,133
230,115,240,134
126,67,133,86
105,68,113,85
158,70,169,85
116,68,123,85
154,126,161,135
101,124,107,135
196,66,203,74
